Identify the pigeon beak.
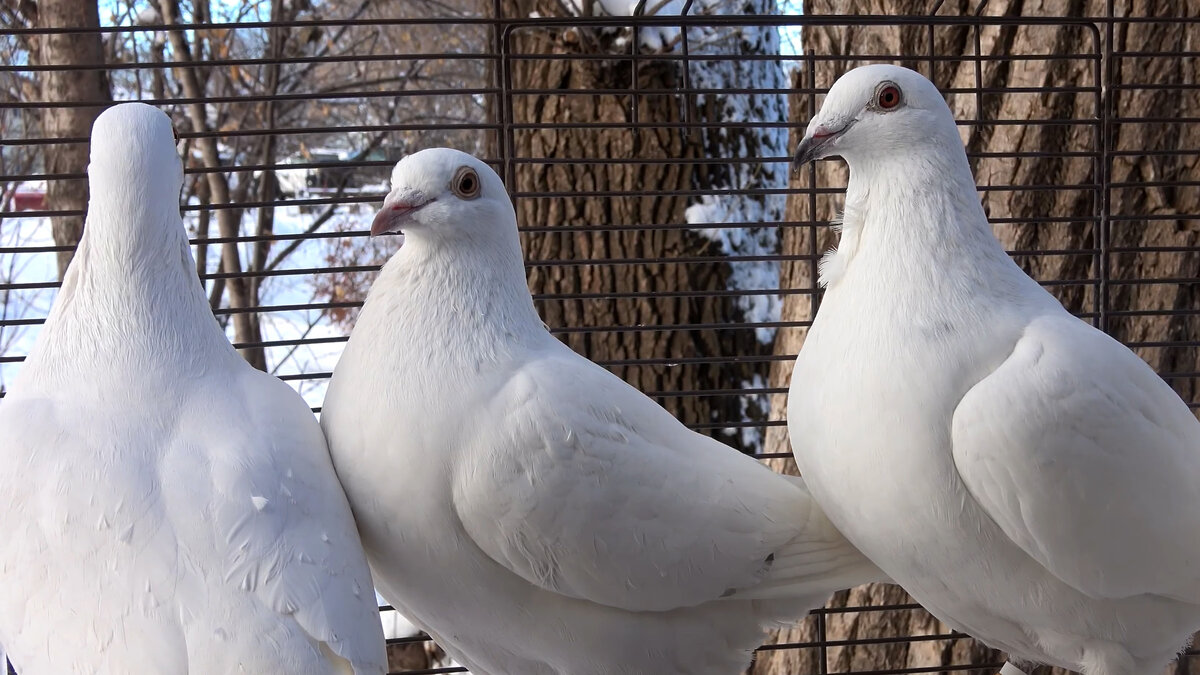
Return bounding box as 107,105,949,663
371,195,432,237
792,122,852,173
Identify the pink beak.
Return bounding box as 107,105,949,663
370,199,428,237
811,124,840,140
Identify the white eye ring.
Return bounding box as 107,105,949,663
452,166,481,200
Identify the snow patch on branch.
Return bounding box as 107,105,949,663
685,197,780,345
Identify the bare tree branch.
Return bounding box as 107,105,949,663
156,0,267,370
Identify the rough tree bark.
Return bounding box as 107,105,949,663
35,0,110,278
752,1,1199,673
507,0,781,450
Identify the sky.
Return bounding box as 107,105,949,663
780,0,803,56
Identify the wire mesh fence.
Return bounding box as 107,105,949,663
1,0,1198,673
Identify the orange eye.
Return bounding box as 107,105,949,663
877,84,902,110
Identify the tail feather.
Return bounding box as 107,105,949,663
729,474,888,602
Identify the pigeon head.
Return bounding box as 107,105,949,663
792,64,961,171
88,102,184,223
371,148,513,242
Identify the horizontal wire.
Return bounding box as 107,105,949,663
0,182,1108,219
9,267,1200,295
1,50,1133,74
0,148,1120,182
4,11,1195,40
0,218,1128,255
0,13,1127,39
8,84,1108,110
4,347,1200,367
0,116,1111,148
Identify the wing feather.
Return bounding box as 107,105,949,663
454,346,880,613
204,370,386,672
952,315,1200,601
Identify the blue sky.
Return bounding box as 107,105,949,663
779,0,803,56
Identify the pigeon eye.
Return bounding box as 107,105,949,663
452,167,481,200
875,83,903,111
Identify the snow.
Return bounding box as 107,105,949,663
237,201,373,407
0,216,59,389
685,196,781,346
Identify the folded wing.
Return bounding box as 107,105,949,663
454,347,881,614
952,314,1200,602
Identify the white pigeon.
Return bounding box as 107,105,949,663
320,147,884,675
0,103,387,675
788,64,1200,675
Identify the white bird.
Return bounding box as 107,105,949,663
321,147,884,675
788,64,1200,675
0,103,386,675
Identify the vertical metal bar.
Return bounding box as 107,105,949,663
631,1,646,126
928,0,946,81
818,610,829,675
1098,0,1115,333
973,0,989,126
492,0,514,191
680,0,696,126
806,52,821,321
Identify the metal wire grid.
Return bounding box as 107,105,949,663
2,2,1199,674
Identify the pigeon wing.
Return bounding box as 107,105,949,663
187,371,387,674
951,314,1200,602
0,395,191,673
454,347,878,613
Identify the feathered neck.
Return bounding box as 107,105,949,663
361,230,548,370
818,144,1011,290
18,204,235,390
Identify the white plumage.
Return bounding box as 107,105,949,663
321,147,883,675
788,64,1200,675
0,103,386,675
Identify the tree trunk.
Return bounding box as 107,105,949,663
753,1,1199,673
1105,2,1200,408
686,0,790,451
507,0,782,450
36,0,109,278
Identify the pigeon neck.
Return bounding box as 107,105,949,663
376,232,546,359
24,209,234,385
822,149,1012,290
